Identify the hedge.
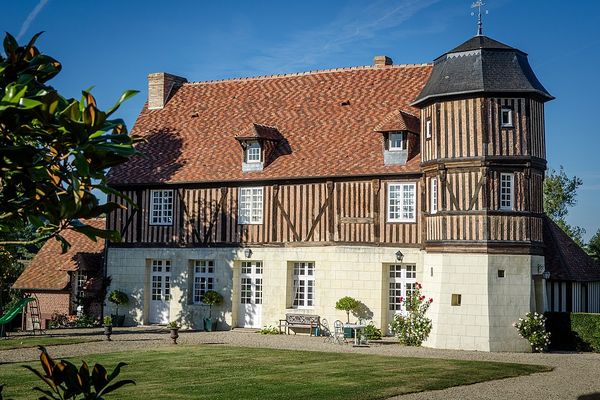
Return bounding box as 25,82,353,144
545,312,600,352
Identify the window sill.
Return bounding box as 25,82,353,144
386,219,417,224
238,222,263,225
149,222,174,226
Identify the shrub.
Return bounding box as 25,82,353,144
167,320,181,329
514,312,551,352
389,283,433,346
363,323,382,341
258,325,280,335
335,296,360,324
108,290,129,315
571,313,600,352
201,290,223,319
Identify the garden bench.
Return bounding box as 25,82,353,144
279,313,320,336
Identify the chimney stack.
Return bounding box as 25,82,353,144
148,72,187,109
373,55,393,67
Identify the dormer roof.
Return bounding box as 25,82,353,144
374,110,420,133
235,123,282,142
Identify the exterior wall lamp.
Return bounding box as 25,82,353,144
395,250,404,262
244,248,253,259
542,271,551,280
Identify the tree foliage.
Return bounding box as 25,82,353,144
544,166,585,247
0,223,41,311
587,229,600,261
0,32,138,251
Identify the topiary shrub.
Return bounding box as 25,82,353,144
335,296,360,324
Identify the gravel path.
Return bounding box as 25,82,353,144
2,327,599,399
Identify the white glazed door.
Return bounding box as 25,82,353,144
149,260,171,324
238,261,263,328
388,264,417,323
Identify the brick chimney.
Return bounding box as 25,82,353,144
373,55,393,67
148,72,187,110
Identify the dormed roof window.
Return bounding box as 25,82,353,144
235,123,284,173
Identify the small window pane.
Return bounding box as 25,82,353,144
388,132,404,150
150,190,174,225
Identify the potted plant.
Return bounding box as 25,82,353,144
201,290,223,332
103,316,113,341
335,296,360,339
108,290,129,327
167,320,181,344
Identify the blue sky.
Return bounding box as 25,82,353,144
2,0,600,240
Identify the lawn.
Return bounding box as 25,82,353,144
0,345,550,400
0,335,100,350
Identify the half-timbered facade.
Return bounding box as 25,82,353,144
105,34,600,351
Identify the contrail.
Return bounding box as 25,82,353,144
17,0,49,41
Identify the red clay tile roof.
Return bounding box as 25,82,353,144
544,217,600,282
108,64,432,185
374,109,420,133
12,220,105,291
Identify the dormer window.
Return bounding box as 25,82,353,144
501,108,513,128
388,132,405,151
245,142,261,163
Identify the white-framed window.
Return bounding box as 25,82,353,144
500,173,514,210
426,119,432,139
245,142,261,163
387,183,416,222
150,189,174,225
501,108,513,128
192,260,215,304
238,187,263,224
430,177,438,214
76,270,87,294
292,262,315,309
389,264,417,311
388,132,404,151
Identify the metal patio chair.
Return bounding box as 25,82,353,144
332,320,346,345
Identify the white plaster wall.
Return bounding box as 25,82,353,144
106,246,538,352
422,252,537,352
106,246,422,332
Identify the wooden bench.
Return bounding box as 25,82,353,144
279,313,320,336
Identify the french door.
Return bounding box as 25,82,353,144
388,264,417,323
238,261,263,328
149,259,171,324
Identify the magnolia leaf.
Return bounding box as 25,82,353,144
106,90,138,116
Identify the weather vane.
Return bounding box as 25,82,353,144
471,1,489,36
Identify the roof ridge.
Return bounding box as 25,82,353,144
184,63,432,86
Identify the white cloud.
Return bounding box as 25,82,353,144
244,0,441,74
17,0,49,41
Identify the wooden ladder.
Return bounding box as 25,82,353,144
28,296,44,335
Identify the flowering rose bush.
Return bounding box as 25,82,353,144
513,312,551,352
389,282,433,346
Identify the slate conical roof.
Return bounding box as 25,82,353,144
412,35,554,107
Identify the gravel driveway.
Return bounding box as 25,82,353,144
1,327,599,400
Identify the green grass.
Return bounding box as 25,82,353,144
0,345,550,400
0,335,100,350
